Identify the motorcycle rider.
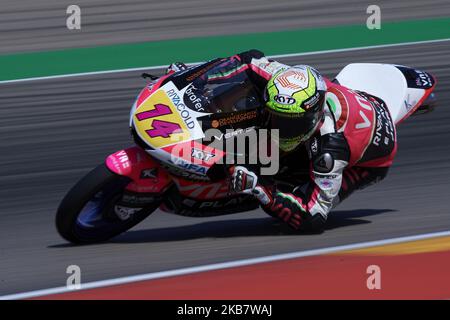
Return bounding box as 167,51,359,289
167,49,397,231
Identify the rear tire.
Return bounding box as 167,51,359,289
56,164,160,244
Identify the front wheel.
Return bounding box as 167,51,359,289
56,164,161,244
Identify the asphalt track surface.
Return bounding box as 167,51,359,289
0,40,449,296
2,0,450,54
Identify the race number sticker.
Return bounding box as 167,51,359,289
133,90,190,148
133,83,208,149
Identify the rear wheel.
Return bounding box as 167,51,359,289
56,164,161,244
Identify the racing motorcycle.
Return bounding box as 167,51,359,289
56,59,437,244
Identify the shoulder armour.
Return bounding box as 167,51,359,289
309,133,350,173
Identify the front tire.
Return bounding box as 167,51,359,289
56,164,160,244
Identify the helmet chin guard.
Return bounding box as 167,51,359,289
263,65,327,151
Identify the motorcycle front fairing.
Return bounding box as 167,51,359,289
106,60,265,215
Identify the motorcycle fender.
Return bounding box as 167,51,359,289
106,146,172,193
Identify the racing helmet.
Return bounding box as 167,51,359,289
262,65,327,152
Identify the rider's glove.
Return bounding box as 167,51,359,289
237,49,265,64
266,193,307,230
166,62,188,74
229,166,273,205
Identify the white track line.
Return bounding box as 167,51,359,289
1,38,449,85
1,230,450,300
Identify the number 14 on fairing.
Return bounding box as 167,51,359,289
135,103,182,138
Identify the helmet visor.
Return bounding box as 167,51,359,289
262,101,324,151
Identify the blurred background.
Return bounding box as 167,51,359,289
1,0,449,53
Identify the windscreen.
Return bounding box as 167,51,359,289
181,58,263,114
